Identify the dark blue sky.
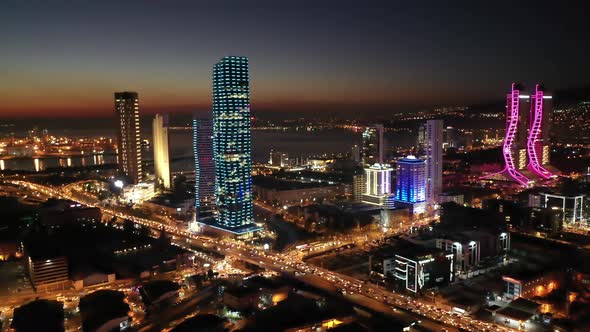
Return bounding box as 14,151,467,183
1,0,589,118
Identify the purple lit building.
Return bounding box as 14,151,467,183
481,84,554,187
193,115,215,208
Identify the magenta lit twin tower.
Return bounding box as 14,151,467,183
491,83,554,186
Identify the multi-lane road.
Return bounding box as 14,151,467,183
7,179,514,332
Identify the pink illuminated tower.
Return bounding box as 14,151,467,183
501,83,531,186
481,83,554,187
481,84,530,186
526,84,553,179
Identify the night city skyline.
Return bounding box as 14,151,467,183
3,2,590,332
2,0,590,118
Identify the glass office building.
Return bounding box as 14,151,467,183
212,56,255,231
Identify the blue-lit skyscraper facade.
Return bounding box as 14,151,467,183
212,56,254,230
395,156,426,204
193,115,215,208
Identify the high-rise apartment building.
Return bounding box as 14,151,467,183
152,114,170,189
212,56,255,232
425,120,443,204
444,126,458,149
115,92,142,184
352,144,361,163
352,173,365,202
361,124,384,166
193,115,215,208
416,124,427,156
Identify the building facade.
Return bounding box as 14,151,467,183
361,124,384,166
382,244,453,293
352,173,365,202
425,120,443,204
269,149,289,167
115,92,142,184
362,163,394,208
527,85,553,178
436,231,510,274
394,156,426,213
193,115,215,208
27,256,69,289
152,113,171,189
212,56,255,232
416,124,426,156
540,193,585,225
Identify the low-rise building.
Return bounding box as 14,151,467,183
494,298,540,330
11,299,65,332
438,192,465,205
140,280,180,309
435,230,510,273
502,270,559,300
122,182,156,204
223,277,290,311
142,193,195,218
540,193,585,225
253,176,344,206
26,255,69,291
40,199,101,227
372,241,453,293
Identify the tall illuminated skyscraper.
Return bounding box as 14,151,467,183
394,155,426,214
527,84,553,178
114,92,142,184
152,113,170,189
361,124,384,166
480,84,554,187
193,115,215,208
425,119,443,204
212,56,254,232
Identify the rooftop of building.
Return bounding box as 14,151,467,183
171,314,227,332
503,268,553,282
279,169,354,184
253,175,338,190
439,229,497,243
365,163,392,170
239,293,356,332
508,298,541,314
12,299,64,331
41,198,96,211
224,285,259,298
496,306,534,321
148,192,193,207
398,155,425,164
245,275,288,291
373,239,445,260
79,290,129,332
438,202,508,233
141,280,180,301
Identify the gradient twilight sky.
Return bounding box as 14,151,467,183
1,0,590,118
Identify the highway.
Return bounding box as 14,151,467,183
7,179,514,332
